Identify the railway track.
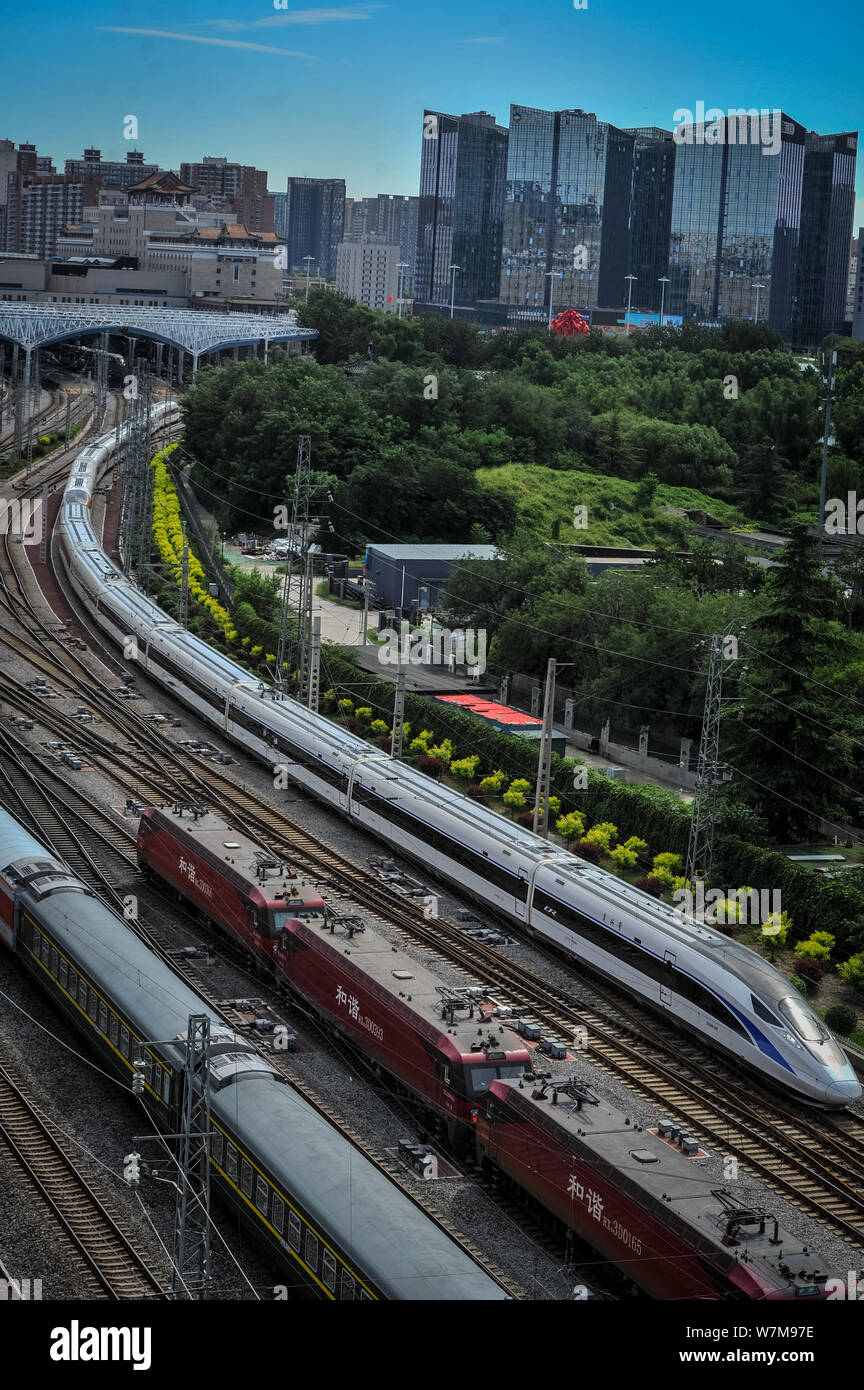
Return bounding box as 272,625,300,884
2,420,864,1263
0,1056,165,1300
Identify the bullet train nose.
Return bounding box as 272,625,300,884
826,1076,862,1105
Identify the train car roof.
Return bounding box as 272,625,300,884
489,1078,831,1295
215,1077,508,1301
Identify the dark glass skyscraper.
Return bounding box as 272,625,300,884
283,177,346,278
792,131,858,344
499,107,672,320
415,110,507,309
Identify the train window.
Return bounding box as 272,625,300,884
211,1131,223,1165
470,1066,496,1095
68,969,78,998
305,1231,319,1271
340,1270,356,1301
256,1176,269,1216
322,1250,337,1292
120,1025,130,1057
109,1015,118,1047
162,1071,171,1104
778,995,828,1044
50,947,59,977
226,1144,238,1181
98,1001,109,1034
241,1159,253,1198
288,1212,301,1250
154,1064,163,1097
87,989,98,1022
272,1195,284,1234
58,959,68,990
751,995,781,1026
40,934,50,963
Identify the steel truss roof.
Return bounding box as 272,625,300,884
0,304,316,356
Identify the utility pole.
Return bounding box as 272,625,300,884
818,348,837,542
307,614,321,711
391,664,406,760
533,657,557,836
179,523,189,629
658,275,670,327
275,435,312,689
299,544,319,703
684,630,738,895
449,263,460,319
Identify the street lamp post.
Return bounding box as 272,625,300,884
625,275,637,336
448,264,460,319
546,270,557,330
753,281,766,323
396,262,409,319
303,256,315,302
658,276,670,328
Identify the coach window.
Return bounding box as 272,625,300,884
162,1071,171,1104
87,988,98,1022
340,1270,355,1300
120,1025,130,1057
98,1001,109,1034
211,1131,223,1166
272,1194,284,1234
109,1015,118,1047
256,1176,269,1216
241,1158,253,1197
154,1064,163,1098
58,958,68,990
226,1144,238,1181
322,1249,337,1292
50,946,59,976
41,934,50,964
288,1211,301,1250
305,1231,319,1271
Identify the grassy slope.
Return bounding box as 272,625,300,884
476,463,753,546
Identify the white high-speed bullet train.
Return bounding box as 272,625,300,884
56,404,861,1108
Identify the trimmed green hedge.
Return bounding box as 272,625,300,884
322,647,864,953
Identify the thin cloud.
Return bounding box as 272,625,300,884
463,36,506,44
190,7,386,28
96,27,314,56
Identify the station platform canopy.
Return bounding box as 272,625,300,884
0,304,316,357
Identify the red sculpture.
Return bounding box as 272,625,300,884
549,308,590,337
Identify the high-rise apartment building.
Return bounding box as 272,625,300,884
64,147,159,189
180,156,274,234
282,177,346,278
336,236,401,312
343,193,419,283
415,110,507,310
4,171,84,257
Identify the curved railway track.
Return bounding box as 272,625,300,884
1,414,863,1263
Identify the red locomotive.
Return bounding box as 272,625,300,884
476,1077,833,1301
137,804,531,1143
138,805,841,1299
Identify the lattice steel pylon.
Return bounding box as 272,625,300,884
171,1015,213,1300
684,629,737,892
275,435,312,690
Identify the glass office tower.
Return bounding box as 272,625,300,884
283,177,346,278
792,131,858,344
500,107,672,320
415,110,507,309
668,113,807,336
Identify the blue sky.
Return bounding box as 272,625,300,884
2,0,862,224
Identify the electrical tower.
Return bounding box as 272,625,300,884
171,1015,213,1300
275,435,312,690
684,629,739,893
